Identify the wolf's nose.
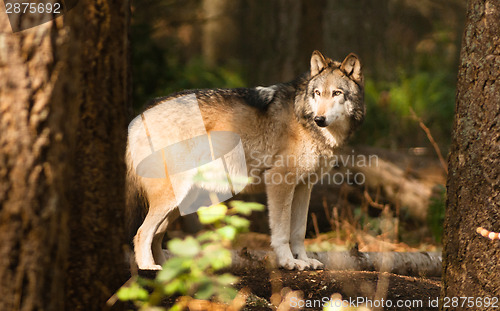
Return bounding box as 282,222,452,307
314,116,327,127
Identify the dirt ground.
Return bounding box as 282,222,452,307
135,230,442,310
137,266,441,311
233,268,441,310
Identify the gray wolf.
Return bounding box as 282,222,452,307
126,50,364,270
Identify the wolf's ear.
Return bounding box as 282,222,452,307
310,50,328,76
340,53,363,84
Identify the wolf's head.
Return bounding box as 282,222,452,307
306,51,365,135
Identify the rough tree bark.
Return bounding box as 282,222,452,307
0,17,72,311
442,0,500,309
0,1,130,311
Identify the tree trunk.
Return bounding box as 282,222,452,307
0,19,72,311
0,1,130,310
64,1,131,310
238,0,302,85
442,0,500,308
202,0,239,66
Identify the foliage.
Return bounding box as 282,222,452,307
131,22,245,112
354,70,456,148
162,56,246,96
427,185,446,243
117,200,264,310
131,0,463,151
131,22,170,111
353,10,460,149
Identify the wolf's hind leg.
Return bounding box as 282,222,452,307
290,183,324,270
137,174,189,270
151,186,202,265
134,210,167,270
152,208,180,265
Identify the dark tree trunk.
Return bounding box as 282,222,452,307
0,1,130,310
64,1,131,310
238,0,302,85
442,0,500,308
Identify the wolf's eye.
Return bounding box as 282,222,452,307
314,90,321,96
332,90,343,97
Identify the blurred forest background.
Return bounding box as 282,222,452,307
130,0,466,250
131,0,465,149
2,1,498,309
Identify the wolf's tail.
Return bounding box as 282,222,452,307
125,144,147,242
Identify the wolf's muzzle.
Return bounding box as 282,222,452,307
314,116,327,127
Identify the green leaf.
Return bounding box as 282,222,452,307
203,247,232,270
225,215,250,230
116,282,149,301
169,304,182,311
193,168,210,183
216,273,239,286
137,276,156,287
216,226,237,240
216,286,238,303
168,237,200,257
194,281,215,300
157,257,189,282
197,231,218,243
197,204,228,224
196,255,214,271
163,278,188,295
227,175,252,190
229,201,265,215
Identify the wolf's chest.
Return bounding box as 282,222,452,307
294,146,335,176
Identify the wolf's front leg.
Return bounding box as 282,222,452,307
290,183,324,269
266,173,311,270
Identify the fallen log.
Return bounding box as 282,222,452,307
327,146,446,223
164,249,442,277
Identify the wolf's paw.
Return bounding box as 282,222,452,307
305,258,324,270
280,258,311,270
138,264,162,270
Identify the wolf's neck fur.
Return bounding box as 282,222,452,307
324,119,351,148
321,128,343,148
292,106,346,159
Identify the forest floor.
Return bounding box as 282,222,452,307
138,230,442,311
138,256,441,311
233,267,441,311
135,147,445,310
228,233,441,311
